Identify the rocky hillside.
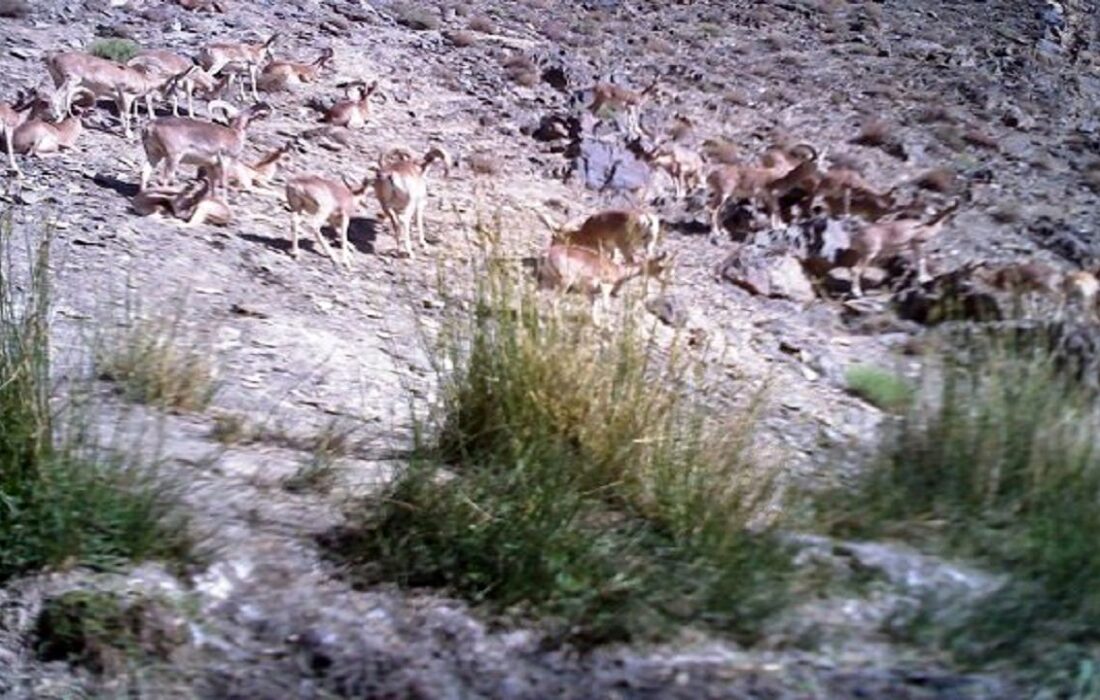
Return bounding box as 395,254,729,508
1,0,1098,697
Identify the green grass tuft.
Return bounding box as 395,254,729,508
825,344,1100,681
0,214,193,582
845,364,913,412
88,38,141,63
325,244,791,645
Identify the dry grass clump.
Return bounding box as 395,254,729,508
443,29,477,48
852,119,894,147
95,315,217,412
501,53,538,86
0,0,30,18
392,3,439,31
466,152,499,176
915,167,957,193
467,14,495,33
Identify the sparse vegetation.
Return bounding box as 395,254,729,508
852,119,894,147
392,3,440,31
845,365,913,412
210,412,250,444
0,218,193,583
916,167,957,193
88,38,141,63
0,0,30,19
467,14,495,33
34,590,187,675
326,245,791,645
443,29,477,48
95,314,217,412
825,345,1100,678
467,152,499,176
282,420,353,494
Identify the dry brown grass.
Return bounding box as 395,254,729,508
912,104,958,124
467,152,499,176
0,0,29,18
467,14,495,33
393,3,439,30
915,167,957,193
963,128,1000,150
540,20,568,42
852,119,894,147
502,53,538,86
1084,161,1100,192
444,29,477,47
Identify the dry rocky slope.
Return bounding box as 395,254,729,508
1,0,1098,697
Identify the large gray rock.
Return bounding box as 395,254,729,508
718,246,816,302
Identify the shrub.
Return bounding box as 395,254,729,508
845,365,913,412
0,215,193,582
393,3,439,31
825,344,1100,677
88,38,141,63
467,14,495,33
0,0,30,18
325,242,790,645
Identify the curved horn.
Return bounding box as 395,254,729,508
365,80,388,104
422,146,452,176
263,33,280,49
207,99,239,122
789,142,818,162
536,210,561,234
66,87,96,115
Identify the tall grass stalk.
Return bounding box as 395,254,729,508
825,342,1100,668
0,214,192,582
327,242,790,644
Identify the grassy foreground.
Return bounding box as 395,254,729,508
326,250,791,644
0,216,191,582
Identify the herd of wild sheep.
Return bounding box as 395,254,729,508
1,31,1098,321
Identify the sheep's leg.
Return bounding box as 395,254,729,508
851,262,865,298
139,156,158,191
144,93,156,119
186,82,195,118
116,90,135,137
400,212,415,258
336,213,352,268
4,127,21,177
248,64,259,101
708,196,728,244
415,198,427,249
312,216,336,262
387,210,409,257
290,212,301,259
161,154,183,188
915,249,931,284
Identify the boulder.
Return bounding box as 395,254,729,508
719,246,816,302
